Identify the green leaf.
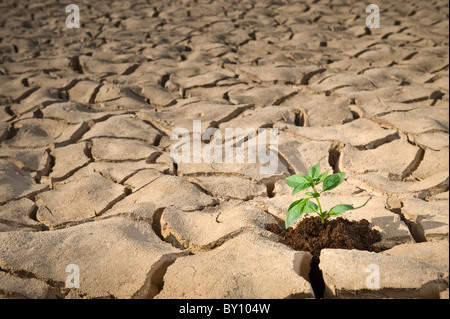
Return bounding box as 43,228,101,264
316,169,329,184
322,172,346,192
305,192,320,198
304,201,318,213
285,174,309,188
285,198,309,229
292,182,311,195
328,204,354,217
308,163,321,180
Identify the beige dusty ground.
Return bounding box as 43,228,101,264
0,0,449,299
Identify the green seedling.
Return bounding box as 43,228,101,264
284,163,354,228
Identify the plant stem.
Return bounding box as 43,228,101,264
311,185,324,224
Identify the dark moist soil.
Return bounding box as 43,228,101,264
266,216,383,298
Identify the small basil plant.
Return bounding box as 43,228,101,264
284,163,354,228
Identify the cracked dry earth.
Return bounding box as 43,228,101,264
0,0,449,299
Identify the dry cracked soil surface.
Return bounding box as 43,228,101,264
0,0,449,299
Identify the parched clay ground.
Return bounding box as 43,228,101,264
0,0,449,299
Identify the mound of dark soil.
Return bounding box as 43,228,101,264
266,216,382,298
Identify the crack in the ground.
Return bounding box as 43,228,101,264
135,253,187,299
385,197,427,243
0,264,66,298
185,178,217,198
401,146,425,181
294,109,306,127
328,141,343,174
